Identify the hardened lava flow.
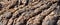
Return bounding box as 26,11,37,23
0,0,60,25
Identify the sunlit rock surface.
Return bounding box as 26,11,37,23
0,0,60,25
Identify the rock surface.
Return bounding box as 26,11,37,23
0,0,60,25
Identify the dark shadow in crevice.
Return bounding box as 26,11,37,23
25,0,29,6
57,0,60,6
19,0,23,5
0,3,3,10
8,0,11,1
6,13,13,19
53,16,60,25
52,1,57,4
0,3,3,8
9,0,18,9
14,13,21,18
9,0,24,9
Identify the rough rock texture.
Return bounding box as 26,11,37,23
0,0,60,25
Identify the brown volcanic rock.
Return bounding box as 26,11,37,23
0,0,60,25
